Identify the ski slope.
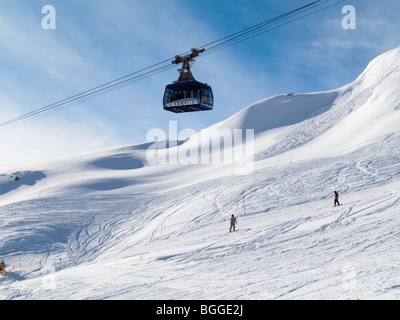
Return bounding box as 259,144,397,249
1,46,400,299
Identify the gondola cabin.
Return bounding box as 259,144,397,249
163,81,213,113
163,48,214,113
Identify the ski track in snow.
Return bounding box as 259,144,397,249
1,47,400,299
1,136,399,300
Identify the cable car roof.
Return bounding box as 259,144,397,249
166,81,211,88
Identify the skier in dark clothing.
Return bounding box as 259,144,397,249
334,191,341,207
229,214,237,232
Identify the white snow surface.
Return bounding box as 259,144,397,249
1,46,400,299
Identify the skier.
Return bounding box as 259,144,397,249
334,191,341,207
0,260,5,272
229,214,237,232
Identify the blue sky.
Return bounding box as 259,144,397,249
1,0,400,169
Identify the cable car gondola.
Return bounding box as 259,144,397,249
163,48,213,113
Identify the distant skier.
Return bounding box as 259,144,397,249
0,260,5,272
229,214,237,232
334,191,341,207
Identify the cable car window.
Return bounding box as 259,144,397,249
201,87,213,105
164,87,175,103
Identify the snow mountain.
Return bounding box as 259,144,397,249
1,46,400,299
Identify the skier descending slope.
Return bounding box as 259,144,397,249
229,214,238,233
0,260,5,272
334,191,341,207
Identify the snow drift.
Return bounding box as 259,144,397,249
1,46,400,299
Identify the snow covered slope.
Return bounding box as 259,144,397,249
1,46,400,299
